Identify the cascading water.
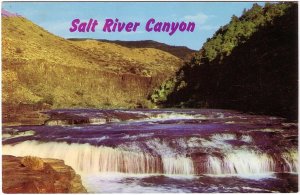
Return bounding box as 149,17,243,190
3,140,195,175
3,139,297,176
2,109,298,192
162,157,194,175
281,150,298,172
207,150,276,175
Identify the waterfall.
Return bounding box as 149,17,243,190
3,141,194,175
3,141,298,176
206,149,298,175
281,150,298,172
162,157,194,174
223,150,275,174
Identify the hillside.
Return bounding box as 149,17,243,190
152,2,298,120
69,39,196,61
2,10,182,115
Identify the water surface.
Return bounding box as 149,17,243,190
3,109,298,192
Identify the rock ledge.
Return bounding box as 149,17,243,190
3,155,87,193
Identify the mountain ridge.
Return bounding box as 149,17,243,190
68,38,196,61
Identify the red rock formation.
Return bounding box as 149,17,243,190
2,155,87,193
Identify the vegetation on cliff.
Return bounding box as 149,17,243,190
152,2,298,120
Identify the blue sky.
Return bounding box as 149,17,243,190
3,2,265,50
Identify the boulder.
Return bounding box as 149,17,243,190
2,155,87,193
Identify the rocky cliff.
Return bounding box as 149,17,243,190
2,155,87,193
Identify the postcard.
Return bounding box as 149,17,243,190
2,1,298,193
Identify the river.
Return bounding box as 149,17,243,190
2,109,298,192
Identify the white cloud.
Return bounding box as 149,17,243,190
183,13,210,25
200,25,219,31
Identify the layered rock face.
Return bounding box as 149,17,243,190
2,155,87,193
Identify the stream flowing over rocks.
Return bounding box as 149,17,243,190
3,109,298,193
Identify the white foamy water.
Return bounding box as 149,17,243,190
211,133,237,140
2,130,35,140
81,173,193,193
281,150,298,173
2,140,194,175
145,113,208,122
206,149,298,176
89,118,107,124
45,120,69,126
162,157,194,174
207,150,275,175
4,140,298,178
